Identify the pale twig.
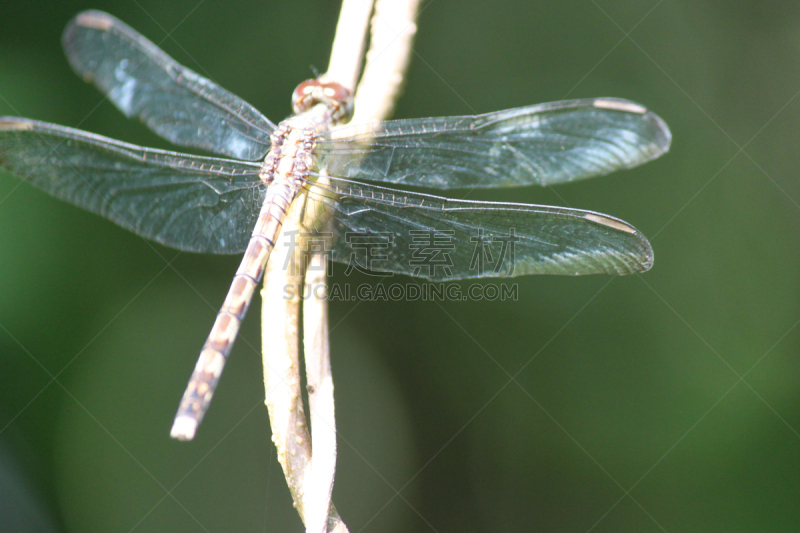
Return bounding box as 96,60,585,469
326,0,374,93
303,3,375,531
303,254,339,533
352,0,422,124
303,2,421,528
262,0,420,531
262,190,347,533
261,203,311,516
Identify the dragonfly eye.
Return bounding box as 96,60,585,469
292,79,354,124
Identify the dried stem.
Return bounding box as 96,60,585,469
326,0,374,93
353,0,422,124
261,0,420,531
302,254,339,533
261,203,311,515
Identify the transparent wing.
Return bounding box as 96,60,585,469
315,98,671,189
0,118,264,253
301,174,653,280
62,10,275,161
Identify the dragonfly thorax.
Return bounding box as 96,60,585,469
260,121,316,188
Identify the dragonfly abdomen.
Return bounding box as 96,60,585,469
170,122,314,440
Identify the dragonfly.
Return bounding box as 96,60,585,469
0,11,670,440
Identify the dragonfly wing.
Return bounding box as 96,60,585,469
0,118,264,253
62,10,275,161
301,175,653,281
314,98,670,189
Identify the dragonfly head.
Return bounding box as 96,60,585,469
292,79,354,125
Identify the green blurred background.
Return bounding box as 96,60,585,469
1,0,799,531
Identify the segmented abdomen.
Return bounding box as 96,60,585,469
170,181,295,440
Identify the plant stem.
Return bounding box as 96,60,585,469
261,1,421,531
